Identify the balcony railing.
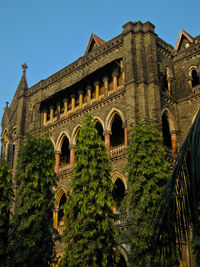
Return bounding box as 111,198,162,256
110,144,126,157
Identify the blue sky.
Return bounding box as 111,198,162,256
1,0,200,131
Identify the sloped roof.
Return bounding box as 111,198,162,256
175,29,200,51
84,33,106,55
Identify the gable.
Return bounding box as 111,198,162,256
175,29,194,51
84,33,106,55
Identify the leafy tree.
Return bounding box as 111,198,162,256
61,114,119,267
123,121,171,266
8,134,58,267
153,110,200,266
0,159,13,266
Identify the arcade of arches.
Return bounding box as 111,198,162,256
54,113,127,174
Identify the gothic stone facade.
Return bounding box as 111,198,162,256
1,21,200,265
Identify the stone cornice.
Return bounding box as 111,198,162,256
173,43,200,64
27,34,123,98
156,37,173,54
161,93,177,105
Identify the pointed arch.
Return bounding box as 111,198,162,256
118,245,128,267
93,114,105,131
56,130,71,152
111,171,127,190
192,105,200,123
49,136,56,151
71,123,82,145
10,126,17,136
161,108,176,132
94,116,104,141
106,107,125,131
1,128,9,139
55,187,67,209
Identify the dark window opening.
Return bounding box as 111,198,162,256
95,121,104,141
110,114,124,148
10,144,15,169
60,137,70,166
60,102,64,114
113,178,125,206
192,69,199,87
163,70,168,92
116,254,127,267
162,111,172,149
58,194,66,225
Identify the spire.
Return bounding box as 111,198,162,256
17,63,28,93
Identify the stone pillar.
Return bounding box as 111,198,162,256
53,209,59,229
50,106,54,123
112,68,119,92
78,90,83,109
167,78,172,96
71,95,76,113
55,152,60,174
70,145,75,168
124,126,128,147
94,81,100,101
63,98,68,116
86,86,92,105
171,130,177,155
103,76,109,96
43,109,48,126
104,131,111,155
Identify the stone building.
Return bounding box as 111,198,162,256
1,20,200,266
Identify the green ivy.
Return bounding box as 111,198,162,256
8,134,58,267
61,114,119,267
123,121,172,266
0,159,13,266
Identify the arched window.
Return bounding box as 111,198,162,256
192,69,199,87
60,136,70,166
58,193,66,226
95,121,104,141
110,114,124,148
112,178,125,206
163,69,168,92
162,111,172,149
117,254,127,267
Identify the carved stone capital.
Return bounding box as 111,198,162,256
78,90,83,95
94,81,100,87
103,130,111,136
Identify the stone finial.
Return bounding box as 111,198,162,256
22,63,28,74
5,101,9,108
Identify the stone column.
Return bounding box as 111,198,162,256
70,145,75,168
63,98,68,116
171,130,177,155
78,90,83,109
71,95,76,113
124,126,128,147
50,106,54,123
104,131,111,155
112,68,119,92
103,76,109,96
43,109,48,126
55,152,60,174
86,85,92,105
94,81,100,101
53,209,59,229
167,78,172,96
